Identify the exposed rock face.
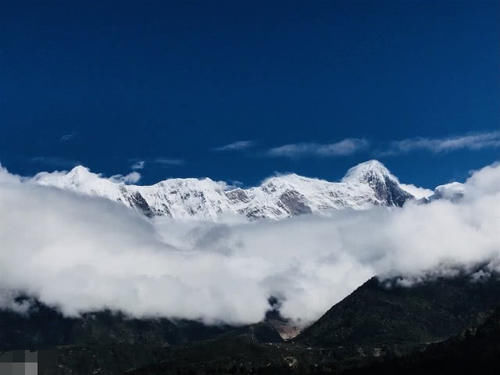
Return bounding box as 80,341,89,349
123,189,156,218
277,190,312,215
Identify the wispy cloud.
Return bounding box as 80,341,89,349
213,140,255,152
267,138,369,158
131,160,145,170
129,158,184,168
59,132,77,143
31,156,79,168
154,158,184,166
385,131,500,155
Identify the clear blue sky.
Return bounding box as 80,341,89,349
0,1,498,188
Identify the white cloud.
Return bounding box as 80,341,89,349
268,138,369,158
213,140,255,152
110,171,141,184
386,131,500,154
131,160,145,170
0,162,500,326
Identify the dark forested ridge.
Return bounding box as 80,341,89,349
296,272,500,353
2,271,500,374
346,306,500,374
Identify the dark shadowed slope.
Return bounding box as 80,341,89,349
347,307,500,374
127,271,500,375
0,299,283,375
3,271,500,374
0,300,235,351
296,271,500,355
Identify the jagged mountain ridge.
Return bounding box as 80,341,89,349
32,160,415,220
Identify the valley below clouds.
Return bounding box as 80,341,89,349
0,161,500,327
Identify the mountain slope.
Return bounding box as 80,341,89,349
32,160,414,221
0,299,282,375
347,307,500,374
5,271,500,374
296,271,500,356
0,300,235,351
125,272,500,375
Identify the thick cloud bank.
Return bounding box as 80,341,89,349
0,162,499,325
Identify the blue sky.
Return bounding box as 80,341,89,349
0,1,498,188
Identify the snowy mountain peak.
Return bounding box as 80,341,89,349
342,160,395,184
32,160,416,221
342,160,412,207
260,173,319,190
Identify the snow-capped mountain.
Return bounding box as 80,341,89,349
32,160,415,221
